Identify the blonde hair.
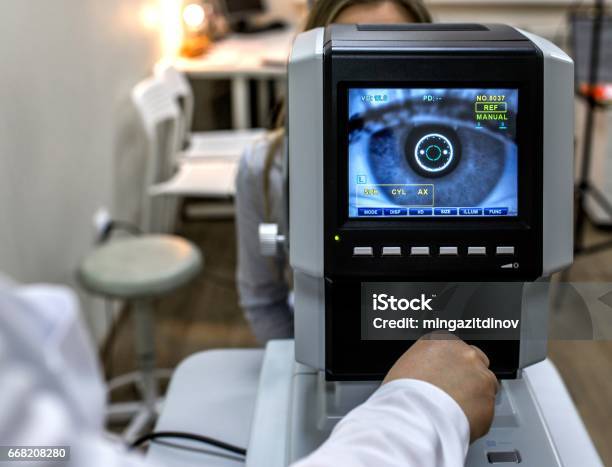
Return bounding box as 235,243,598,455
304,0,431,31
262,0,432,219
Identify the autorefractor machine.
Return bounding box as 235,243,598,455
253,24,576,466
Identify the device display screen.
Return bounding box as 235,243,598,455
348,88,519,218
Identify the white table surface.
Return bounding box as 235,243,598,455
146,349,264,467
147,343,602,467
173,30,294,130
174,30,294,78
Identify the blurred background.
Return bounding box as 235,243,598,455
0,0,611,462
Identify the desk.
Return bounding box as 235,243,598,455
147,341,603,467
146,349,264,466
174,30,295,129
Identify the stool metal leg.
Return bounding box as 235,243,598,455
134,300,158,411
120,300,158,442
105,299,174,442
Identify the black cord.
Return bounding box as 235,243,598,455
150,439,245,463
130,431,247,457
98,220,142,244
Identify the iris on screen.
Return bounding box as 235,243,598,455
347,88,519,218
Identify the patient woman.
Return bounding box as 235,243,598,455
236,0,432,343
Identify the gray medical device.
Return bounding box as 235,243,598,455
250,24,574,466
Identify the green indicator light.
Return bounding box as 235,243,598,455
334,234,341,242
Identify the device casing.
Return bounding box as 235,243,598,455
288,24,573,380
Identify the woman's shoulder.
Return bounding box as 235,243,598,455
235,131,284,224
238,133,278,182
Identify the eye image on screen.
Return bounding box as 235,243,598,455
348,88,519,218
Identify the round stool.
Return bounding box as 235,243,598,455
78,234,203,441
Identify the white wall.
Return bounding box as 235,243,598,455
0,0,161,342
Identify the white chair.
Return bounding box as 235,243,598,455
154,62,266,159
78,78,204,442
153,63,265,200
131,77,183,233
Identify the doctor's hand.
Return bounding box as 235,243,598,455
383,332,499,443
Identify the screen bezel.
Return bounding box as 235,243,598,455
321,42,544,380
345,86,521,220
322,51,544,282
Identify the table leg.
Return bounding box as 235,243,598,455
232,76,250,129
257,79,271,127
274,77,287,102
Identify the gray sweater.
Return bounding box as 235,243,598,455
235,137,293,343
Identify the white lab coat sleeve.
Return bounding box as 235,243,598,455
0,282,163,467
291,379,470,467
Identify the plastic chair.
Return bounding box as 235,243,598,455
77,78,203,442
152,62,194,153
153,63,265,200
131,77,182,233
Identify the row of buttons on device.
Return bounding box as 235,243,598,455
353,246,515,257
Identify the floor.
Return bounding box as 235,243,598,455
105,215,612,465
548,222,612,465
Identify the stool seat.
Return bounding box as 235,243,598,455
79,234,202,299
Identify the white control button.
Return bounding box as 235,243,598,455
468,246,487,256
439,246,458,256
496,246,515,255
382,246,402,256
353,247,373,256
411,246,430,256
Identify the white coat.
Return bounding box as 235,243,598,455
0,280,469,467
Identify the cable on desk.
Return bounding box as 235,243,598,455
149,439,246,463
130,431,247,457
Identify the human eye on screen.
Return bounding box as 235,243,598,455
348,90,518,209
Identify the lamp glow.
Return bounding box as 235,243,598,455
183,3,206,30
159,0,183,59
